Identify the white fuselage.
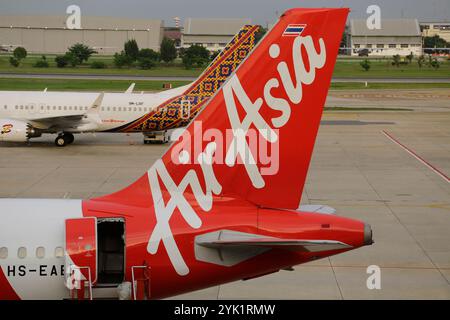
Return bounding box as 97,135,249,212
0,85,189,132
0,199,83,299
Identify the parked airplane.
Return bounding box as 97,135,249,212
0,25,260,146
0,8,372,300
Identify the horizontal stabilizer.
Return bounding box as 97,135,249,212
298,205,336,214
196,230,352,253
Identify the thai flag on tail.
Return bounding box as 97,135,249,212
283,24,306,36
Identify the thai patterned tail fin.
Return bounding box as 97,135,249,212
120,25,261,132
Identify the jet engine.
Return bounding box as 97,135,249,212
0,119,41,142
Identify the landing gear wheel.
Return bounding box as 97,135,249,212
65,133,75,144
55,135,67,147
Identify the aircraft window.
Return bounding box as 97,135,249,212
118,107,122,112
58,106,61,110
74,106,78,110
133,107,137,112
36,247,45,259
69,106,72,110
113,107,116,111
64,106,67,110
25,105,29,110
20,105,23,110
3,105,6,109
15,105,18,109
54,247,64,258
47,106,50,110
107,107,110,111
18,247,27,259
0,247,7,259
53,106,56,110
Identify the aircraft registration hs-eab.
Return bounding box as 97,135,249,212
0,25,260,146
0,8,373,300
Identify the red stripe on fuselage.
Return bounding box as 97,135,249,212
0,266,20,300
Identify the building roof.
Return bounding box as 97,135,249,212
350,19,420,36
0,15,163,30
183,18,251,35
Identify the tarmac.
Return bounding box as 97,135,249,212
0,89,449,299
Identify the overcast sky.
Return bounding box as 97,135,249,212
0,0,449,26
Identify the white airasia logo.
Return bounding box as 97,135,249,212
147,35,327,275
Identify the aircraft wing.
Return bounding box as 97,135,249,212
29,93,104,131
30,114,86,130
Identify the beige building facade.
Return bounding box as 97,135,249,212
181,18,251,51
420,21,450,43
350,19,422,56
0,15,164,54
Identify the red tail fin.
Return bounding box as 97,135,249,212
94,8,348,211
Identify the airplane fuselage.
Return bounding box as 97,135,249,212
0,197,369,300
0,86,189,133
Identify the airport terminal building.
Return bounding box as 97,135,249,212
420,21,450,42
181,18,251,51
0,15,164,54
349,19,422,56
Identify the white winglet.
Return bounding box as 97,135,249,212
125,83,135,94
87,92,104,114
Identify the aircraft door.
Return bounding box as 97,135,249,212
65,217,97,286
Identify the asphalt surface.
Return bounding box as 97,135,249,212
1,72,450,83
0,89,449,299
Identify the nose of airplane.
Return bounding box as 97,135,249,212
364,223,374,245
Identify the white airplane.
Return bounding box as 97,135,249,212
0,25,260,146
0,8,371,300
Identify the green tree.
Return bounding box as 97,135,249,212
9,57,20,67
137,48,160,69
181,44,210,69
430,58,440,69
137,57,156,69
417,55,425,68
424,35,449,54
113,52,134,68
67,43,97,65
139,48,160,61
124,39,139,61
392,54,401,67
55,55,68,68
13,47,27,60
406,52,414,64
64,52,79,67
360,59,371,71
160,37,177,63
